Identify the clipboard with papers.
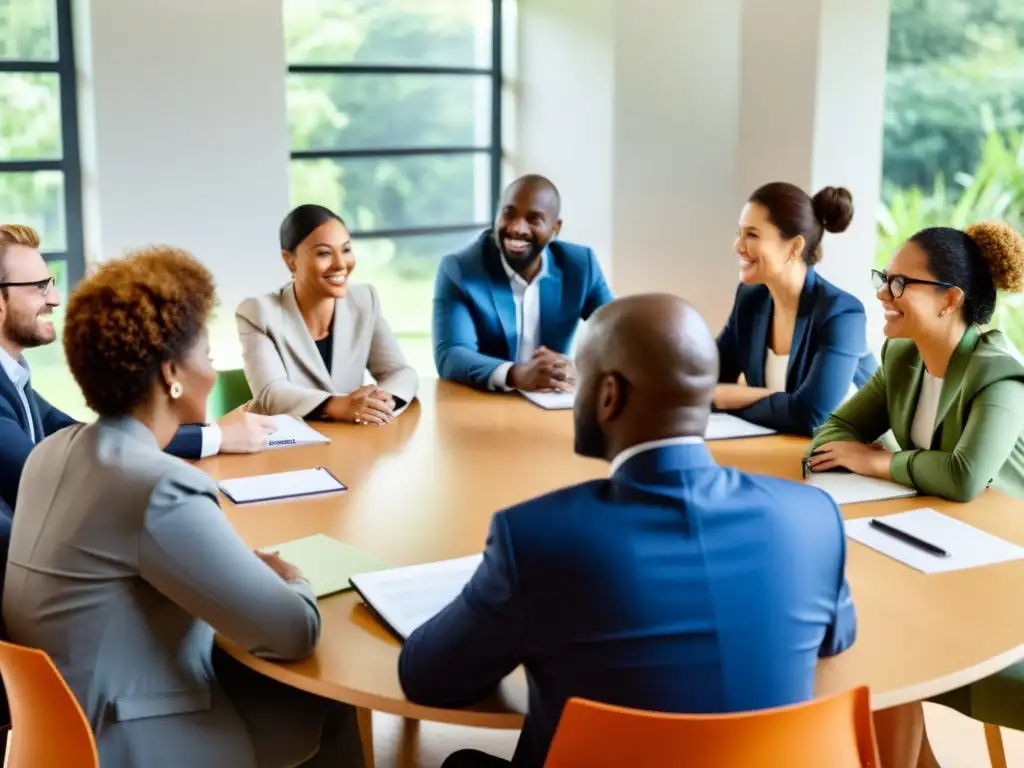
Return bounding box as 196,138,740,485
218,467,347,505
265,415,331,449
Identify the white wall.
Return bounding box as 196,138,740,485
517,0,890,338
74,0,292,344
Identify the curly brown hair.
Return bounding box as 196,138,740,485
965,221,1024,293
63,246,217,416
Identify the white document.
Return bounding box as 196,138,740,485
704,413,776,440
846,508,1024,574
806,472,917,505
218,467,346,505
266,415,330,449
519,390,575,410
349,554,483,639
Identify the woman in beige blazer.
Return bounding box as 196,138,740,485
237,204,419,424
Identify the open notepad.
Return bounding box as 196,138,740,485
806,471,917,505
260,534,387,597
218,467,346,505
846,508,1024,573
519,390,574,410
266,415,330,449
704,413,776,440
349,554,483,640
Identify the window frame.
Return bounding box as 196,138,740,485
0,0,85,288
286,0,504,240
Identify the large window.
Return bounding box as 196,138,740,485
283,0,505,373
0,0,84,293
880,0,1024,346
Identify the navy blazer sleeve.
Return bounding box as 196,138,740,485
399,513,525,707
0,413,35,510
432,257,512,389
818,498,857,657
732,307,867,436
716,287,743,384
581,250,614,319
164,425,203,459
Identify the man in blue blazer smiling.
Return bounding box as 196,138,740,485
432,175,613,391
401,294,857,768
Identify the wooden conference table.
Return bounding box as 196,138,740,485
202,379,1024,732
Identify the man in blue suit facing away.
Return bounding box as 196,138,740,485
400,294,857,768
432,174,613,391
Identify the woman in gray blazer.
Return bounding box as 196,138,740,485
3,246,363,768
237,204,419,425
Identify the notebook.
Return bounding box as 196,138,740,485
520,390,575,410
349,554,483,640
704,413,776,440
260,534,388,597
218,467,346,505
806,471,917,505
266,415,330,449
846,508,1024,573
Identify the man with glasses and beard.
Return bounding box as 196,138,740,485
0,224,278,517
400,294,857,768
432,174,613,392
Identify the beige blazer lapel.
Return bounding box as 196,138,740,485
279,283,333,391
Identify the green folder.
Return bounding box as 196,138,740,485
261,534,388,598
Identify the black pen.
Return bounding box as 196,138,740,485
269,438,296,446
869,518,949,557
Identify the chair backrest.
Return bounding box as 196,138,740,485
0,641,97,768
207,368,252,420
544,687,879,768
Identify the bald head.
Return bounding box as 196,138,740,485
573,294,720,460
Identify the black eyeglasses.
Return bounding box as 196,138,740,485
871,269,954,298
0,277,55,295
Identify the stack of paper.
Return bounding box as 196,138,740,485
846,508,1024,573
266,415,330,449
349,554,483,639
806,472,916,505
260,534,387,597
704,413,776,440
219,467,346,505
520,390,575,410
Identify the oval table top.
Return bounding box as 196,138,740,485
202,379,1024,727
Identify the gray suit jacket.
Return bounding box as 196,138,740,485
236,282,419,417
3,418,327,768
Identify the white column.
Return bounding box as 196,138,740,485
73,0,292,359
516,0,890,339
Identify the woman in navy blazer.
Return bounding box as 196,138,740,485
715,182,877,436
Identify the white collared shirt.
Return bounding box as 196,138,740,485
0,345,35,443
488,249,550,392
609,436,706,476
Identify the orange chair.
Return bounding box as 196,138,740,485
0,641,98,768
544,686,880,768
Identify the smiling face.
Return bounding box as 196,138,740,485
734,202,802,285
493,180,561,273
877,240,962,339
0,243,61,354
283,218,354,300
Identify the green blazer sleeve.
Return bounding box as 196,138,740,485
889,379,1024,502
808,349,892,453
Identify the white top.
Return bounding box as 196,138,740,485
488,249,550,391
609,436,705,476
764,348,789,393
0,345,35,442
910,371,944,450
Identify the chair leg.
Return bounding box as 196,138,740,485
984,723,1007,768
356,707,374,768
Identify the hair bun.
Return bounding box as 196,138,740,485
965,221,1024,293
811,186,854,234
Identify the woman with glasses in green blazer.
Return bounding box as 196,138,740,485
807,221,1024,768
